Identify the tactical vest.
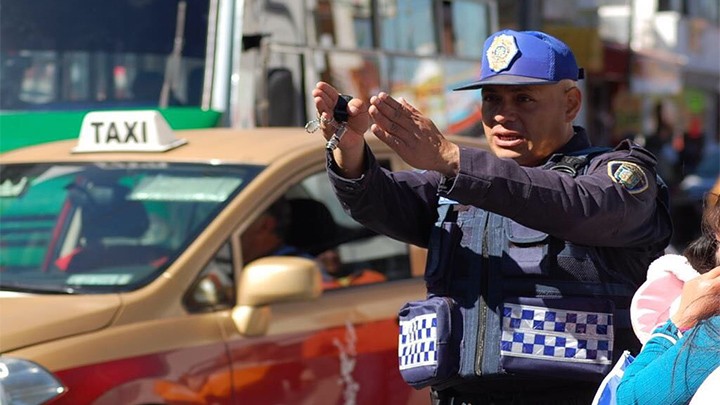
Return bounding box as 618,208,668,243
398,148,662,390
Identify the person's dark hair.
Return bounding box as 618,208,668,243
671,194,720,392
683,195,720,274
266,197,291,239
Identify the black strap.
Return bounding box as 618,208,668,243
545,146,611,177
333,94,353,122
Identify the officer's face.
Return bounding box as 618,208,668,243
480,82,581,166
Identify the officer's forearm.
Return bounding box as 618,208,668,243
437,142,460,178
332,139,366,179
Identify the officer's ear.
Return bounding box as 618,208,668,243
563,84,581,122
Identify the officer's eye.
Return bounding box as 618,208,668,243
482,94,500,103
516,94,534,103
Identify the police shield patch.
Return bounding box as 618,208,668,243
607,161,648,194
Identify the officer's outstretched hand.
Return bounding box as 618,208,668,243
312,82,370,178
312,82,369,148
369,92,459,177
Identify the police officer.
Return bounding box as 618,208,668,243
311,29,672,404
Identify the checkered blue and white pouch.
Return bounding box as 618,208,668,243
397,296,462,389
496,297,615,381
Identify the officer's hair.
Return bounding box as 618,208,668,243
560,79,578,92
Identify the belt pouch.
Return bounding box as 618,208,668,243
398,296,462,389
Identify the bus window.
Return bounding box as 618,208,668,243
442,0,492,58
315,51,381,104
313,0,373,50
380,0,436,55
387,55,447,127
300,0,492,137
307,1,380,103
0,0,210,110
452,1,492,58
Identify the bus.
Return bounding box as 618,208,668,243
0,0,498,152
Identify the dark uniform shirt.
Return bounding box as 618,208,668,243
327,127,672,286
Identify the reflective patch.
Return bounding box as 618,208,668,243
607,161,648,194
501,303,613,364
398,313,438,370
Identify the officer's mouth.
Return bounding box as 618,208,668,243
493,133,525,148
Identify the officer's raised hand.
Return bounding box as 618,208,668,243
369,92,459,178
311,82,369,178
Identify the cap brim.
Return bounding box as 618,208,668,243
453,74,557,91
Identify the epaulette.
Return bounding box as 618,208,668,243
613,139,658,164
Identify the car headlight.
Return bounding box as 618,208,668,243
0,357,66,404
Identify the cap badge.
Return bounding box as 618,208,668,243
486,34,519,72
608,161,649,194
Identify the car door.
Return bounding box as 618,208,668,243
187,164,429,404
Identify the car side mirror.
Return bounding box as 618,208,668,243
232,256,322,336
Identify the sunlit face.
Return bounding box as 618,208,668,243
480,81,580,166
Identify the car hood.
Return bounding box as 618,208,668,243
0,291,121,352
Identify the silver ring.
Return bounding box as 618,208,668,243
319,114,332,124
323,118,340,131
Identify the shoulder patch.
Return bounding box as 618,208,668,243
607,161,649,194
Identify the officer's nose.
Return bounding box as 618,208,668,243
493,110,516,125
491,101,517,125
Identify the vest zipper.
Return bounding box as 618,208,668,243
475,213,490,376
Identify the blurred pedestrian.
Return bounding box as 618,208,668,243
617,194,720,404
644,101,680,190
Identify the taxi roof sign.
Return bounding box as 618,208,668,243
73,110,188,153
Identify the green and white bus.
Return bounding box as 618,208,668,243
0,0,497,152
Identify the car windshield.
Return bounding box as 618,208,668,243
0,162,262,293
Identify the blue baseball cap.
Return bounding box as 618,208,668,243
454,30,584,90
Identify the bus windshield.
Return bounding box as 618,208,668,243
0,0,210,111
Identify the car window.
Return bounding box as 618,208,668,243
285,169,411,290
188,163,414,311
184,241,235,312
183,162,416,314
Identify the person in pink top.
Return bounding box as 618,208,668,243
617,193,720,405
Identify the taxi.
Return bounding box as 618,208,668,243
0,111,487,404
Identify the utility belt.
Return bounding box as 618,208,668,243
397,203,637,390
429,380,601,405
